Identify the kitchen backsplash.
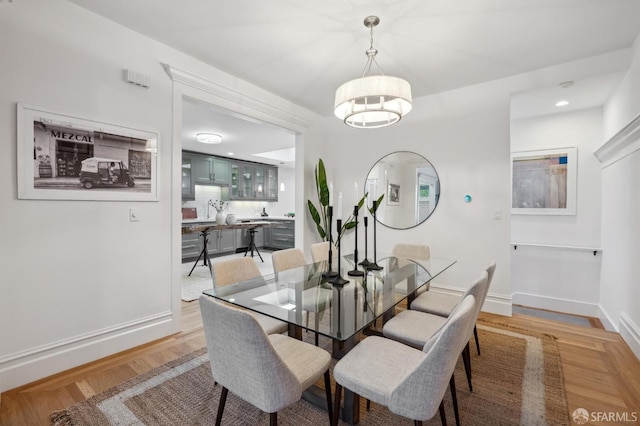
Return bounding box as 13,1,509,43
182,185,291,219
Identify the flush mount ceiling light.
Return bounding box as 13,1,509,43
196,133,222,144
334,16,412,129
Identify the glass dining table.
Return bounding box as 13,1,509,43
203,253,456,424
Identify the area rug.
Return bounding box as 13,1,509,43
51,322,569,425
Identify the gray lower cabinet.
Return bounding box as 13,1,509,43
182,232,201,260
264,220,294,250
207,229,236,255
182,228,236,262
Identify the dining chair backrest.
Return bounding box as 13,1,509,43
310,241,337,263
460,271,489,338
199,296,302,413
272,248,306,274
483,261,497,303
392,244,430,261
389,295,476,420
212,257,262,287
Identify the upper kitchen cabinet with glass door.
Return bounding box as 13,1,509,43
266,167,278,200
229,160,278,201
229,161,254,200
254,164,266,199
181,155,195,200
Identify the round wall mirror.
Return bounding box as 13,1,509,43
364,151,440,229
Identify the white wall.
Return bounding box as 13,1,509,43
599,34,640,358
510,108,603,315
304,82,516,316
0,0,315,391
302,51,633,318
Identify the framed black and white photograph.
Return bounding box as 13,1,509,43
387,182,400,205
17,103,159,201
511,147,577,215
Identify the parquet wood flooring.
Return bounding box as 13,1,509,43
0,302,638,425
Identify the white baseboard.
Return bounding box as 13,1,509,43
0,311,174,391
597,305,617,332
429,286,512,316
511,292,599,317
619,313,640,361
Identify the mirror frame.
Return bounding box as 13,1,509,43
364,151,441,230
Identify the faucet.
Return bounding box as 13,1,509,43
207,199,214,219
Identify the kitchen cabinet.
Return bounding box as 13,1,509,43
193,155,229,185
263,220,294,250
181,226,236,262
230,160,278,201
181,156,195,200
181,232,201,261
266,167,278,200
206,229,236,255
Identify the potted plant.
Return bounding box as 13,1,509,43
307,158,382,245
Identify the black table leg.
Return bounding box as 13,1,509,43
243,228,264,262
188,230,211,276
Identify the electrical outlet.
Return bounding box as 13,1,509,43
130,207,140,222
493,209,502,220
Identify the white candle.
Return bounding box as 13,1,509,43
337,192,343,220
354,182,358,205
329,181,334,206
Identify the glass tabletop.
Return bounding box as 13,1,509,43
203,254,456,342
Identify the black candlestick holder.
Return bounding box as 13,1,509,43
359,216,372,267
330,219,349,286
367,200,383,271
348,205,364,277
322,206,338,278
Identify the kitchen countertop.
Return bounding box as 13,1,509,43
182,216,295,224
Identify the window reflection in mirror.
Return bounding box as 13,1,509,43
365,151,440,229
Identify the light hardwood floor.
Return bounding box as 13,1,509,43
1,302,638,425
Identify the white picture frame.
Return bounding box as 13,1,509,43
17,103,158,201
511,147,577,215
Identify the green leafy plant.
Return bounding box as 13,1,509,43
307,158,376,245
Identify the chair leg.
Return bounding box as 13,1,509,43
449,374,460,426
473,324,481,355
438,400,447,426
323,370,333,424
315,313,320,346
215,387,228,426
333,383,343,426
415,421,423,426
366,399,371,411
270,412,277,426
461,345,473,392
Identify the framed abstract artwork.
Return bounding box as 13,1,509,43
511,147,577,215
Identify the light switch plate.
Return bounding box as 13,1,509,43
130,207,140,222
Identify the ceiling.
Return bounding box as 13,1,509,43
181,96,296,167
68,0,640,157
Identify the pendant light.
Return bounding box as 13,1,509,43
334,16,412,129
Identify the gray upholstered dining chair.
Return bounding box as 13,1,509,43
310,241,337,263
332,295,476,426
381,271,489,426
212,257,287,335
199,296,333,426
411,261,496,356
272,248,332,346
391,243,431,296
392,243,431,260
